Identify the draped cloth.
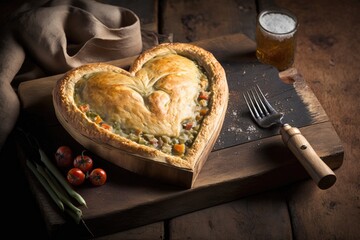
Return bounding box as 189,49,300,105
0,0,165,149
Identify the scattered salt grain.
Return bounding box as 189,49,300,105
246,125,257,133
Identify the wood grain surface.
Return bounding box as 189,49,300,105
1,0,359,239
161,0,257,42
275,0,360,239
166,1,360,240
16,32,343,238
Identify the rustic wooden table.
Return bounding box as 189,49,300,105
1,0,359,239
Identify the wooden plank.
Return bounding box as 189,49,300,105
94,222,164,240
20,121,341,238
160,0,257,41
257,0,279,11
274,0,360,239
6,0,357,239
16,33,344,238
168,190,292,239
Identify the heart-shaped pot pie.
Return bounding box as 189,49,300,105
53,43,228,188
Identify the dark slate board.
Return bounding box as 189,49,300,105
213,59,313,151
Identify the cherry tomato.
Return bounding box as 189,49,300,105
67,168,85,186
73,151,93,173
55,146,73,168
89,168,107,186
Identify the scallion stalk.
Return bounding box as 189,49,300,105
26,159,65,211
64,208,82,224
35,162,83,222
39,148,87,207
44,167,69,200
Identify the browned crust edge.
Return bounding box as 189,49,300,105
52,43,228,170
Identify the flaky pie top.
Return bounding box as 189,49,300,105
75,53,207,137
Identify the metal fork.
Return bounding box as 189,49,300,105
243,85,336,190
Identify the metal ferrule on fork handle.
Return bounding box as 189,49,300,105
280,123,337,190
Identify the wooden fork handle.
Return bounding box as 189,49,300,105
280,124,337,189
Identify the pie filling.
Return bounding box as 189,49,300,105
73,53,212,158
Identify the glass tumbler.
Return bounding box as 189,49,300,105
256,9,298,71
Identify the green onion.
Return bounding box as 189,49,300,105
35,163,67,199
35,162,83,223
39,148,87,207
44,167,69,200
65,208,82,224
26,160,65,211
64,208,82,224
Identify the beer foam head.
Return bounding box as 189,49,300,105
259,11,297,40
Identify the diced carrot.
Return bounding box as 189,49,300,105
200,107,209,116
94,115,102,124
199,91,209,100
184,122,193,130
79,104,89,112
101,123,112,131
173,143,185,155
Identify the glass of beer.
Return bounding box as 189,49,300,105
256,9,298,71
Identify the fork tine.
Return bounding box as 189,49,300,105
251,88,266,117
253,86,269,116
256,85,277,113
244,89,264,119
244,85,279,121
243,91,258,120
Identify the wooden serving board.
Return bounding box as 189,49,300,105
17,33,344,238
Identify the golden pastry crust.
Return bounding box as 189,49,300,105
53,43,228,170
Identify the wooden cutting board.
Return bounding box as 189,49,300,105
17,33,344,238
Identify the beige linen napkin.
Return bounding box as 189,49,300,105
0,0,163,149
